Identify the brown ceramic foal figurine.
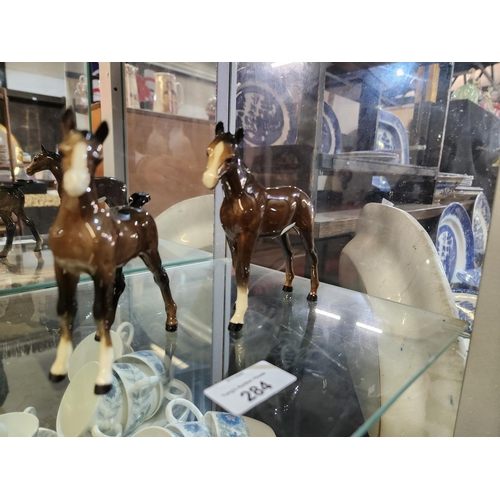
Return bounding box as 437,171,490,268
202,122,319,332
0,181,44,258
49,108,177,394
26,145,134,208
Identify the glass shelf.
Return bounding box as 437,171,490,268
0,235,212,296
0,259,467,436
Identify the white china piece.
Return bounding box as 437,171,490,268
376,109,410,165
57,362,126,437
0,407,39,437
435,202,475,284
68,322,135,381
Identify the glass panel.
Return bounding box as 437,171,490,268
124,62,217,253
0,259,465,436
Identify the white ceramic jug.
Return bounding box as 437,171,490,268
153,72,184,114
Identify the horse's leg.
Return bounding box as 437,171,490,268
277,232,295,292
229,232,257,332
297,222,319,301
49,263,79,382
92,271,116,394
228,239,238,311
139,250,178,332
0,212,16,258
107,267,126,332
15,206,43,252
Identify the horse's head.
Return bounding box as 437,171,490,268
26,145,61,177
57,107,108,198
202,122,244,189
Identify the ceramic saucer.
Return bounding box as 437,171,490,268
472,192,491,268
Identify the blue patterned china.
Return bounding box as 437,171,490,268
205,411,249,437
91,422,123,437
436,203,474,283
165,420,212,437
376,109,409,165
116,350,168,414
322,101,342,154
236,66,298,147
456,268,482,289
56,362,125,437
453,291,477,334
112,362,162,436
472,192,491,268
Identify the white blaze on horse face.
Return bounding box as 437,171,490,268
63,140,91,197
230,285,248,325
202,141,226,189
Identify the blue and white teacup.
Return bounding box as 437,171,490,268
204,412,248,437
164,398,211,437
112,362,162,435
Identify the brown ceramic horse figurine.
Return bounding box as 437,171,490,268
48,108,177,394
0,181,44,258
202,122,319,333
26,145,145,208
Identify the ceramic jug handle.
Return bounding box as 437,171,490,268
116,321,134,346
175,81,184,105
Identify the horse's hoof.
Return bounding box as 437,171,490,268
228,322,243,332
307,293,318,302
0,254,7,259
282,285,293,292
48,372,67,383
94,334,101,342
94,384,112,395
166,324,178,332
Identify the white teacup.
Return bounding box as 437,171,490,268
68,322,135,381
36,427,58,437
57,362,126,437
112,362,162,435
91,422,123,437
0,407,39,437
131,426,176,437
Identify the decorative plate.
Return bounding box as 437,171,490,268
322,101,342,154
236,66,298,147
456,268,482,289
436,202,474,284
453,291,477,334
376,109,410,165
472,192,491,268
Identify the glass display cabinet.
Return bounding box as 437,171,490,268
0,61,499,437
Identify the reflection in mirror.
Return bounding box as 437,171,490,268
124,62,217,257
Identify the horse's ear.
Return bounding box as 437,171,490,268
94,121,109,144
41,144,47,153
234,128,244,145
215,121,224,136
61,107,77,136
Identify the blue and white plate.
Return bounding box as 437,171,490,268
456,268,482,289
436,203,474,284
472,192,491,268
376,109,410,165
236,66,298,147
322,101,342,154
453,291,477,334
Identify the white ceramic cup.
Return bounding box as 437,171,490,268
112,362,162,435
36,427,58,437
131,426,176,437
204,412,248,437
164,398,211,437
0,407,39,437
68,322,134,381
56,362,126,437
